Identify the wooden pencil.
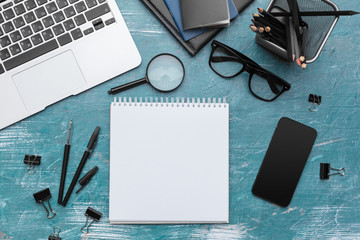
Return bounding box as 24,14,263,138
257,8,285,27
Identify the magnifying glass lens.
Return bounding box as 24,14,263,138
147,54,185,91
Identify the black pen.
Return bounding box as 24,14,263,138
62,126,100,207
58,119,72,205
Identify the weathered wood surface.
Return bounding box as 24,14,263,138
1,0,360,239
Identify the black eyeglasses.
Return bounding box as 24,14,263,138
209,40,291,102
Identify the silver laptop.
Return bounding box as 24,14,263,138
0,0,141,130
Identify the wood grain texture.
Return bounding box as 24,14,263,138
1,0,360,239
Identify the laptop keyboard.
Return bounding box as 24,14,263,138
0,0,115,73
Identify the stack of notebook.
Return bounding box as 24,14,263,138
141,0,254,56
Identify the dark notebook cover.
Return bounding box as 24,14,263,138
181,0,230,30
140,0,254,56
164,0,239,41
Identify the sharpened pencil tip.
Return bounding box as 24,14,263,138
250,25,258,32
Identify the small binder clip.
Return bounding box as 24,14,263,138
308,94,322,112
33,188,56,219
24,154,41,174
320,163,345,179
48,226,61,240
76,166,98,194
81,207,102,234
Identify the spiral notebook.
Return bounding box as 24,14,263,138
109,97,229,224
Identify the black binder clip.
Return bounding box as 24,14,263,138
81,207,102,233
308,94,322,112
320,163,345,180
24,154,41,174
76,166,98,194
48,226,62,240
33,188,56,219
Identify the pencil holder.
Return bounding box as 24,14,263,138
255,0,339,64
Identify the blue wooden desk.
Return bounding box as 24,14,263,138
1,0,359,239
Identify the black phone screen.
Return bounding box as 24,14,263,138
252,117,317,207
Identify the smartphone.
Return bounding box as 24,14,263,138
252,117,317,207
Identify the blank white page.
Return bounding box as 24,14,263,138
109,98,229,224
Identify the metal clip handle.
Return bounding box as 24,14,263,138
329,167,345,176
41,199,56,219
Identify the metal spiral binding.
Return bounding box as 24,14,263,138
112,97,228,108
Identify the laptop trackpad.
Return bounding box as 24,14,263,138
13,50,86,111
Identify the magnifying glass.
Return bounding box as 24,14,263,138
108,53,185,94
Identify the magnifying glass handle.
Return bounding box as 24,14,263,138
108,78,147,94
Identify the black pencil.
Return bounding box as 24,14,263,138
257,8,285,27
253,15,286,35
263,31,287,49
265,26,286,42
253,18,286,38
271,10,360,17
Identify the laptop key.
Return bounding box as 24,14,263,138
83,27,93,35
63,19,75,31
105,17,115,25
45,2,57,14
31,33,43,45
3,9,15,21
74,14,85,26
35,7,47,18
10,30,22,42
85,3,109,21
0,14,4,24
14,3,26,15
3,2,14,9
3,39,59,71
13,16,25,28
24,0,37,10
70,28,82,40
31,20,44,32
0,64,4,74
0,28,3,36
56,0,68,9
92,18,103,30
15,0,24,3
0,49,11,60
42,15,54,27
98,0,105,3
85,0,97,8
20,26,32,37
53,11,65,22
64,6,76,18
20,38,32,50
0,36,11,47
24,11,36,23
57,32,71,46
75,1,86,13
9,43,22,55
41,28,53,40
36,0,48,6
52,23,64,35
3,22,15,33
69,0,79,3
